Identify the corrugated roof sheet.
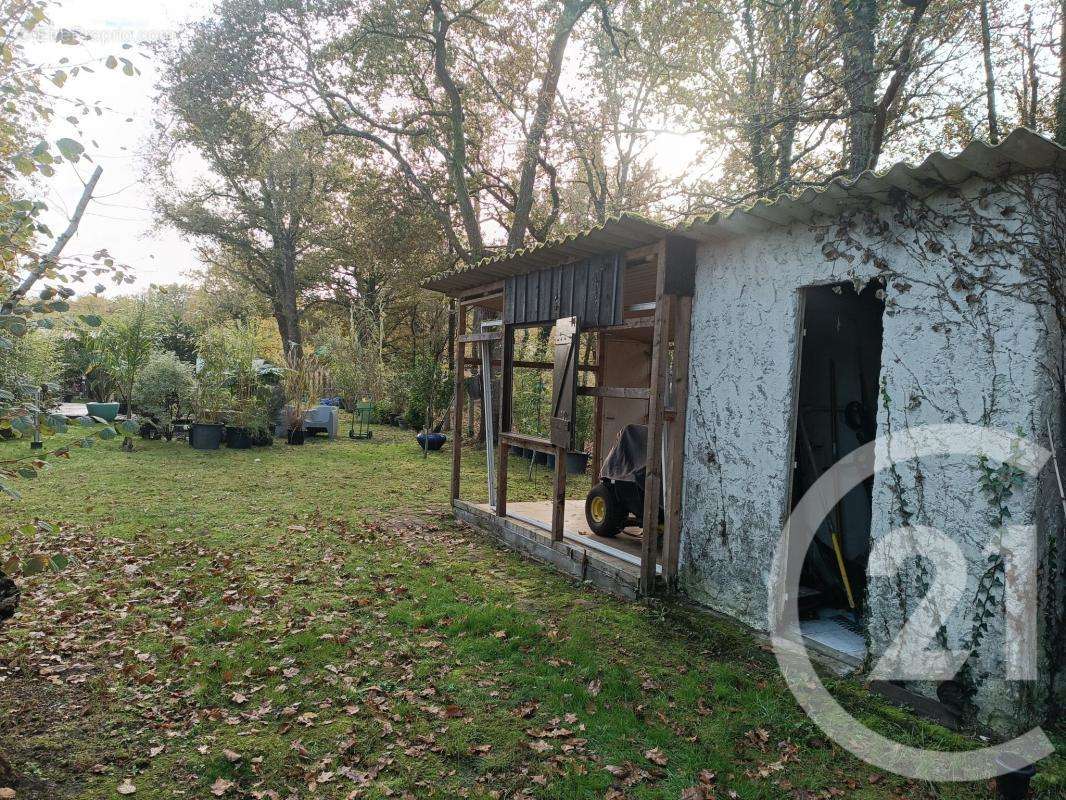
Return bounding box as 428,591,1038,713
677,127,1066,242
425,128,1066,295
424,213,672,294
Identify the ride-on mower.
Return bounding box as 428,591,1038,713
584,424,663,538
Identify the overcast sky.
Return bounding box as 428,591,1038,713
28,1,211,295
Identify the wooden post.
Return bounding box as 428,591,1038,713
496,324,514,516
497,441,509,516
551,444,566,541
450,303,467,501
641,242,672,593
591,331,606,489
662,295,692,586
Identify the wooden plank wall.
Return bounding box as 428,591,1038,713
504,253,623,327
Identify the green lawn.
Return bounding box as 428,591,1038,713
0,427,1062,799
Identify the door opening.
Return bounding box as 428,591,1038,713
790,281,884,660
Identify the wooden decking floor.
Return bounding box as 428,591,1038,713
454,499,662,599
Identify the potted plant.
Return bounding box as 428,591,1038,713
189,331,229,451
281,345,322,446
132,351,195,442
93,304,157,447
222,327,265,450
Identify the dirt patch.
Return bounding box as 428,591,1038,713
0,666,119,799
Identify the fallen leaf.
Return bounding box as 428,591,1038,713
644,747,668,766
117,779,137,795
210,777,234,796
0,789,16,799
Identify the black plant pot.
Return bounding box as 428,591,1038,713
995,754,1036,800
226,426,252,450
252,429,273,447
565,451,590,475
190,422,225,451
416,432,447,451
287,428,306,446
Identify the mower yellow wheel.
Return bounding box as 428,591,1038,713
589,495,607,524
585,483,624,537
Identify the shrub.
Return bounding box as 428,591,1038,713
133,351,196,424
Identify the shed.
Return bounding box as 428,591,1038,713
425,128,1066,732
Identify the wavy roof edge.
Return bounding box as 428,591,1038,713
425,128,1066,295
423,213,672,294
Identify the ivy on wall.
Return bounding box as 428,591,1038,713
816,173,1066,713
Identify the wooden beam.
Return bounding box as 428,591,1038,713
624,242,660,263
641,241,671,593
500,431,555,451
496,325,514,517
662,294,692,586
459,331,502,344
551,445,566,542
450,303,467,501
578,386,650,400
491,359,599,372
584,316,654,333
459,281,504,300
591,331,605,489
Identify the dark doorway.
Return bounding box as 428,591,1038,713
790,282,885,649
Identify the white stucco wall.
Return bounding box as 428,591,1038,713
679,177,1064,731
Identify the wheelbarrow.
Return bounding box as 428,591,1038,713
349,399,373,440
584,424,663,538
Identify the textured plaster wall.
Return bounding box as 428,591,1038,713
678,179,1063,731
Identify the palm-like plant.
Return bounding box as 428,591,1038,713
281,344,323,436
94,304,157,417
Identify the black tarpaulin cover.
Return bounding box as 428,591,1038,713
600,424,648,483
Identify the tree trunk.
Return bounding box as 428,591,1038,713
741,0,775,193
2,166,103,315
273,234,303,357
507,0,593,251
429,0,485,263
980,0,999,143
836,0,929,176
1057,0,1066,144
834,0,879,177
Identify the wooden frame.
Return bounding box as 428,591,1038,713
450,303,467,501
662,295,692,585
447,236,696,597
